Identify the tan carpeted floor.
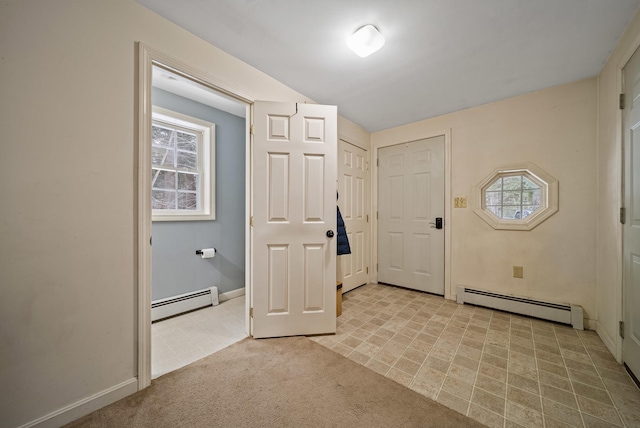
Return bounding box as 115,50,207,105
66,336,487,427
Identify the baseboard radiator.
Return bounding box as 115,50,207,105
152,286,219,322
457,286,583,330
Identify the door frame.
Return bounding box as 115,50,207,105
338,125,373,290
372,130,452,299
136,43,254,389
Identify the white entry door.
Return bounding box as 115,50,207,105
378,136,445,295
338,139,369,293
623,48,640,380
252,101,337,338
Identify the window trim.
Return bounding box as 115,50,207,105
473,163,558,231
151,106,216,221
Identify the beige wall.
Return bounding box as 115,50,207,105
373,79,598,323
596,8,640,357
0,0,359,426
339,116,372,151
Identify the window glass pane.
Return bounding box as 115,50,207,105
503,206,519,219
503,176,522,190
487,206,501,218
522,176,539,190
152,190,176,209
177,131,198,152
522,189,540,205
178,172,198,191
483,175,542,219
533,190,541,205
485,191,502,205
486,178,502,191
482,174,540,220
503,191,521,205
152,147,175,167
178,192,198,210
177,151,197,170
152,169,176,189
152,125,174,148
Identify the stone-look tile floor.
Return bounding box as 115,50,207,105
151,296,246,379
310,284,640,428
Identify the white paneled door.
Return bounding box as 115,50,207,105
338,139,369,293
623,48,640,381
252,101,337,338
378,136,445,295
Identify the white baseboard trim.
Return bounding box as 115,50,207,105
19,378,137,428
219,287,245,302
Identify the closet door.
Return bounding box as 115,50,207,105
338,139,369,293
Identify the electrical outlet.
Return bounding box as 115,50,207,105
454,197,467,208
513,266,524,279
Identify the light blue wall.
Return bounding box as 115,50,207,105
152,88,245,300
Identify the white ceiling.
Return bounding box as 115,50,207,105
136,0,640,132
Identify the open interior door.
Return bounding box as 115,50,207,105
251,101,337,338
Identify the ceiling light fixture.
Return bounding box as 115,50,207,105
347,25,385,58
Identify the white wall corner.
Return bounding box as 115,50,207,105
595,320,622,362
18,378,137,428
582,318,594,331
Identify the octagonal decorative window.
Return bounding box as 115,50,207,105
473,163,558,230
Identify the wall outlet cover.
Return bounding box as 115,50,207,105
513,266,524,278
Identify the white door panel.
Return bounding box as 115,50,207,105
378,137,445,294
623,48,640,380
252,101,337,338
338,140,369,292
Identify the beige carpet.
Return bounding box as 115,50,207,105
66,337,486,427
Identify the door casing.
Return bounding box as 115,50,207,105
137,43,253,390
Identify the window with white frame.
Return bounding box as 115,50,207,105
473,163,558,231
151,106,215,221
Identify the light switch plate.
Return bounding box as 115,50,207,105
454,197,467,208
